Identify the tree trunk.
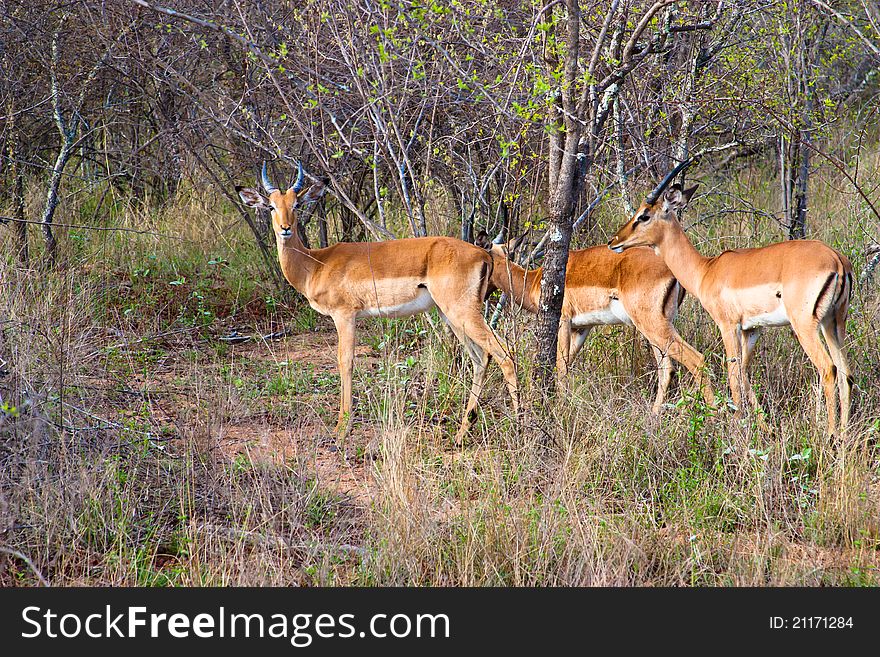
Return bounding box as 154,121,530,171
789,22,822,240
341,203,361,242
158,95,183,201
6,100,28,266
534,0,581,385
790,129,810,240
317,202,328,248
780,133,793,231
11,146,28,266
614,96,635,214
534,190,575,380
41,138,74,267
459,191,474,244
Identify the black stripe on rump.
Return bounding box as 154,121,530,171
812,272,837,318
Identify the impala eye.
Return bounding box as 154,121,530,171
634,213,650,225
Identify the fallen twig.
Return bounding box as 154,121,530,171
0,546,50,586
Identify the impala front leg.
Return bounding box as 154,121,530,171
720,327,745,420
738,326,769,431
332,313,356,441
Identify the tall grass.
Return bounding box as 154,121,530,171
1,159,878,586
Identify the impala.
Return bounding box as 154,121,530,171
608,162,853,436
477,233,715,412
237,163,519,445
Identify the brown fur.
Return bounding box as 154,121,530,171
484,242,715,411
608,184,853,435
237,183,519,445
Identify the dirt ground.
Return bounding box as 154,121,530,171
161,329,385,506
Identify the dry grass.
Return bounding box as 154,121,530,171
1,163,879,587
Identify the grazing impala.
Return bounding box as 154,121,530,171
237,163,518,445
477,233,715,412
608,162,853,436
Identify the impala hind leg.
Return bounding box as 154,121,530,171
457,336,490,446
672,338,716,407
451,305,519,443
332,314,357,441
821,316,852,435
442,320,488,444
635,321,715,410
791,320,839,436
557,324,590,393
555,318,573,392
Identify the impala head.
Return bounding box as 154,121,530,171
475,229,529,258
608,160,698,253
236,162,328,241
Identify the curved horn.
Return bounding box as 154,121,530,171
261,161,278,194
646,158,694,205
291,160,306,193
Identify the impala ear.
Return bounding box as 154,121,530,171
509,232,529,256
237,186,271,210
662,182,696,214
474,230,492,250
294,178,329,207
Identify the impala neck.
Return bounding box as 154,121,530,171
493,256,541,313
276,228,317,294
653,220,709,298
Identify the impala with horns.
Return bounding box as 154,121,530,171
476,230,715,412
608,160,853,436
237,162,519,445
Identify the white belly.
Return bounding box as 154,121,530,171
741,305,790,330
357,288,435,318
571,298,633,328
